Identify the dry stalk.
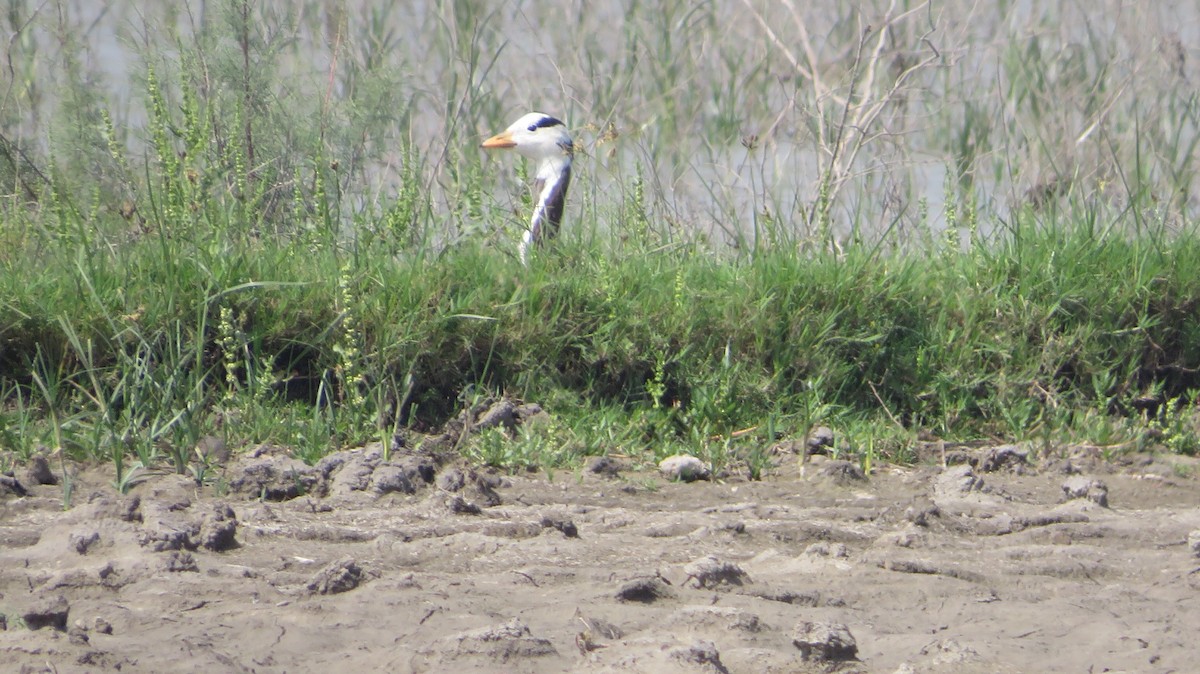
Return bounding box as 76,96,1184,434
741,0,940,233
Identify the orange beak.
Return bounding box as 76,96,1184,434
481,130,516,149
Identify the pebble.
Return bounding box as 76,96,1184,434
658,455,710,482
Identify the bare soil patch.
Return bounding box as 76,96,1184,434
2,442,1198,673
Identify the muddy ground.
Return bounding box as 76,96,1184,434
2,427,1199,673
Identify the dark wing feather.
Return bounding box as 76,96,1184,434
531,163,571,243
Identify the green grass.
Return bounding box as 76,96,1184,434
1,1,1200,484
4,202,1198,476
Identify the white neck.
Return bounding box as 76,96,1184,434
519,153,573,265
535,154,571,207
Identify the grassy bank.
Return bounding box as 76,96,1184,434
3,200,1199,478
2,1,1200,486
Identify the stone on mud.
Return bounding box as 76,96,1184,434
324,448,437,498
585,455,625,477
163,550,199,572
437,466,466,492
792,621,858,662
615,576,675,603
370,463,418,495
669,639,729,673
22,594,70,631
444,494,483,515
306,557,365,595
228,446,318,501
1061,476,1109,507
475,399,517,432
0,473,27,497
935,464,985,497
25,454,58,486
140,515,200,552
69,530,101,554
466,471,503,507
978,444,1029,472
198,503,238,551
324,450,376,494
807,425,836,453
441,618,558,661
904,501,941,527
683,555,750,589
670,606,765,633
816,459,866,483
1189,530,1200,558
659,454,711,482
540,514,579,538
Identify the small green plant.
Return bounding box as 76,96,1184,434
1146,395,1200,456
744,442,772,481
115,461,151,494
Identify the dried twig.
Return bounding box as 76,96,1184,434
742,1,940,233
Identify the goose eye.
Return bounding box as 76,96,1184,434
527,124,538,132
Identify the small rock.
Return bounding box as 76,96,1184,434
321,448,378,495
978,444,1028,472
1061,476,1108,507
575,613,623,640
228,449,318,501
196,435,230,464
68,623,90,645
22,595,69,631
1188,530,1200,558
306,557,364,595
659,455,711,482
816,459,866,483
475,399,516,432
436,467,466,492
804,542,849,558
389,433,406,454
935,464,984,497
446,494,482,515
0,474,27,497
683,555,750,589
314,450,355,480
904,501,940,527
748,588,822,606
370,464,418,495
792,621,858,662
139,510,200,552
466,472,503,507
585,456,623,477
70,530,101,555
807,426,835,453
442,618,557,659
615,576,675,603
93,617,113,635
163,550,199,572
670,639,729,673
85,495,142,522
877,530,924,548
25,454,58,485
540,515,579,538
672,606,764,633
198,503,238,551
514,402,549,424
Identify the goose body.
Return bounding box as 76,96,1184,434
482,112,573,264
